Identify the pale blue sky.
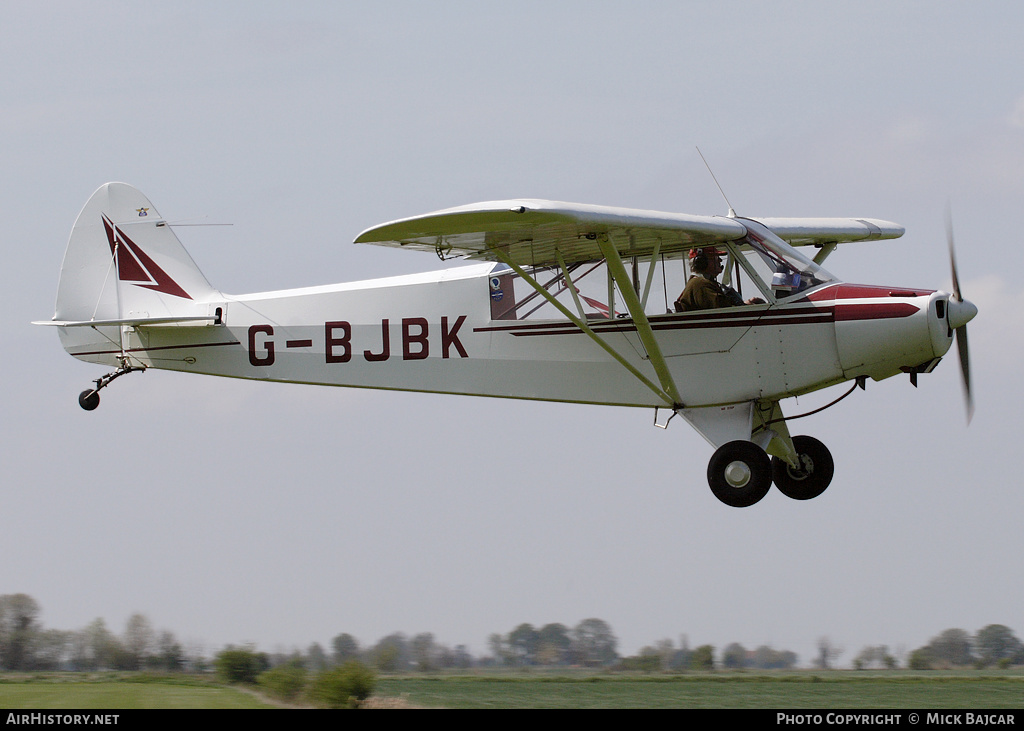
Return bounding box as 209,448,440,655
4,1,1022,665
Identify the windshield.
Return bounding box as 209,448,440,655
733,218,836,300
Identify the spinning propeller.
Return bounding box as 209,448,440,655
945,210,977,423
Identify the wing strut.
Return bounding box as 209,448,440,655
555,251,587,320
491,249,677,408
812,242,838,265
639,239,662,310
596,234,684,408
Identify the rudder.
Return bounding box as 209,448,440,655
48,183,222,366
55,182,219,321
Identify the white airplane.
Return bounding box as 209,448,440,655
37,183,977,507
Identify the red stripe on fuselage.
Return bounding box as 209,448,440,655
474,282,928,338
833,302,919,321
803,283,932,302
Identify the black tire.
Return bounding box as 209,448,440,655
707,440,772,508
78,389,100,411
772,435,834,500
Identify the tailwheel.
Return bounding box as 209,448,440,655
707,440,772,508
78,389,100,411
771,435,834,500
76,360,144,411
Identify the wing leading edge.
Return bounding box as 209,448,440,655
354,199,904,267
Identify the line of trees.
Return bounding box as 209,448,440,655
615,638,798,672
487,619,618,667
0,594,200,672
907,626,1024,669
3,593,1023,672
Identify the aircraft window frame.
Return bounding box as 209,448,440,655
489,261,616,321
723,241,776,305
487,227,839,323
733,219,837,302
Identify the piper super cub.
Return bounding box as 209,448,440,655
37,183,977,507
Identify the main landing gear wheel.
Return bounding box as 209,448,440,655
707,440,772,508
771,435,834,500
78,390,100,411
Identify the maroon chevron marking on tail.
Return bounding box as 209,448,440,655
102,215,192,299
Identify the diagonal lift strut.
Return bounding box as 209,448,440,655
491,248,677,408
596,234,684,408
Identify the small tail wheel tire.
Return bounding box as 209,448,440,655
772,435,834,500
707,440,772,508
79,389,100,411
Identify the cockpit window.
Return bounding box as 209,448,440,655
485,219,836,322
734,219,836,300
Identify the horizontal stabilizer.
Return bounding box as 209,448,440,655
33,315,219,328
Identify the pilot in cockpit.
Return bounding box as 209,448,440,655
674,247,765,312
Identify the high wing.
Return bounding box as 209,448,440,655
754,217,904,246
354,200,748,266
354,199,904,266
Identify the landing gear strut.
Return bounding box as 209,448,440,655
707,440,773,508
771,435,834,500
77,359,144,411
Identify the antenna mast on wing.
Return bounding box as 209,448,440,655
696,147,736,218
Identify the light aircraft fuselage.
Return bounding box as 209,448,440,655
59,265,950,409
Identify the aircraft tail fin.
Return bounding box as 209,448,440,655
45,183,223,365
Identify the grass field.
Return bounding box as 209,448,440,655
0,675,273,709
375,672,1024,709
1,671,1021,709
